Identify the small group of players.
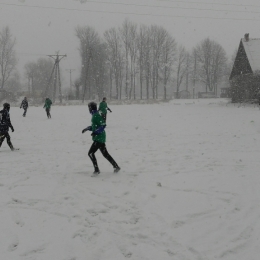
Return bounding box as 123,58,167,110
20,96,53,118
0,97,120,176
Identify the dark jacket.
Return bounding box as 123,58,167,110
0,108,13,133
20,99,28,109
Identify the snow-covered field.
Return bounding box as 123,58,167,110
1,99,260,260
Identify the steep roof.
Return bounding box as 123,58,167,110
242,38,260,72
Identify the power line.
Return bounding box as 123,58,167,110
0,2,260,21
16,52,80,61
1,1,260,15
33,0,260,15
65,69,76,90
54,0,260,15
157,0,260,9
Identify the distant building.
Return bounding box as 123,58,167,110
198,92,216,98
173,90,190,99
220,87,231,98
229,34,260,102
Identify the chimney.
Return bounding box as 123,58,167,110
244,33,249,42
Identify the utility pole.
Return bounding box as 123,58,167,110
65,69,76,91
44,53,67,103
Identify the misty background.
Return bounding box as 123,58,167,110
0,0,259,102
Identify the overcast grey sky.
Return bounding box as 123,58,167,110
0,0,259,86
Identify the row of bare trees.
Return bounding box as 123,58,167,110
75,26,108,102
24,59,53,98
75,19,228,100
0,23,229,101
76,20,178,101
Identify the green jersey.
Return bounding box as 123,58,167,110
99,101,109,114
91,112,106,143
44,98,52,109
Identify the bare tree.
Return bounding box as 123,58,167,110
195,38,227,94
176,45,188,98
137,25,147,100
120,19,131,99
190,48,198,98
0,26,17,89
6,71,21,92
104,27,124,99
75,26,101,102
128,22,138,99
92,42,108,99
24,58,54,98
150,25,167,99
185,52,191,91
212,44,227,95
161,32,176,100
144,27,152,99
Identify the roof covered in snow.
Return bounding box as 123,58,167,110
242,38,260,72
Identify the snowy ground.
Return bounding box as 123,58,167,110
1,99,260,260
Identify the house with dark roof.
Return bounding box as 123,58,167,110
229,34,260,102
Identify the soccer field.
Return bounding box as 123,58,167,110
1,99,260,260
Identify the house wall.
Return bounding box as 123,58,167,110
230,74,260,102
